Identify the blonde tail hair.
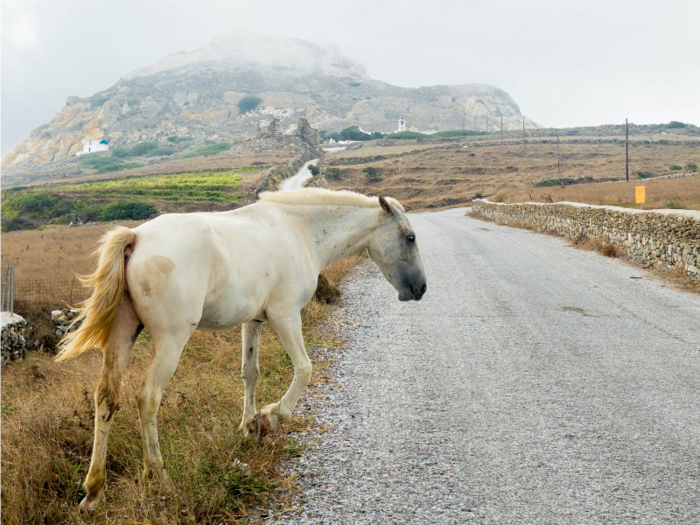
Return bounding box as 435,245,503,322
55,227,136,362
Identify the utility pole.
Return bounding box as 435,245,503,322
522,116,526,154
625,118,629,182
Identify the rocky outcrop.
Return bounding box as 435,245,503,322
3,36,533,173
472,200,700,279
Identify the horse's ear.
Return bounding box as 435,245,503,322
378,195,394,216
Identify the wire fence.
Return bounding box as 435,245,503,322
13,276,88,308
2,266,15,312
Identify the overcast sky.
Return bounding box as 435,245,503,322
3,0,699,156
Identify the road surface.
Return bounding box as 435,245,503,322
280,159,320,191
277,207,700,524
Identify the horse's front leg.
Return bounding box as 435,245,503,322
257,311,311,432
240,321,263,436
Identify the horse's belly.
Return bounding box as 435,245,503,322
197,288,262,331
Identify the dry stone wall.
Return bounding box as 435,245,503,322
2,313,27,365
472,200,700,279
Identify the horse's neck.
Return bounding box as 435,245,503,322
300,205,380,271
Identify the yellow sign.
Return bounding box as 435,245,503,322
635,186,646,204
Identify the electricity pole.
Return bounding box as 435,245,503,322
557,132,560,174
625,118,629,182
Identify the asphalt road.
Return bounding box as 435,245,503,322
277,207,700,524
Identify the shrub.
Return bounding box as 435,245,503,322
363,166,382,182
325,167,342,180
110,147,130,158
237,96,262,114
81,155,120,168
668,121,686,129
685,163,698,172
167,136,194,143
2,192,73,220
636,171,655,179
182,142,232,158
385,131,428,140
96,164,129,174
99,201,157,221
308,164,320,176
669,164,683,171
324,132,341,142
147,147,177,157
339,126,372,141
1,217,38,232
128,142,159,157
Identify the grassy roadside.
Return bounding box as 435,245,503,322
0,254,365,524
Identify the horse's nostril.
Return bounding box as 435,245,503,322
421,283,427,295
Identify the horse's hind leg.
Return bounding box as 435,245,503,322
136,327,192,481
80,303,142,510
240,321,263,436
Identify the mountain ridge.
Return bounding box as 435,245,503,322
2,36,538,172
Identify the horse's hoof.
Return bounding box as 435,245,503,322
78,490,103,511
257,406,279,434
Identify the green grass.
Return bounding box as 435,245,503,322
52,168,253,203
182,142,233,158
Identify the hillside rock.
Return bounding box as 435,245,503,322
2,36,536,173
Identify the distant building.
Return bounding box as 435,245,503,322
396,115,406,133
76,138,109,156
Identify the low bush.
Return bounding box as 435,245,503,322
385,131,428,140
147,147,177,157
636,171,655,179
1,217,38,232
308,164,320,176
667,121,687,129
669,164,683,171
182,142,232,158
325,167,343,180
99,201,157,221
167,136,194,143
237,96,262,114
363,166,382,182
686,163,698,172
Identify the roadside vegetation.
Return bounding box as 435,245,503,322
1,220,365,523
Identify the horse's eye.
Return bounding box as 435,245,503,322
406,234,415,243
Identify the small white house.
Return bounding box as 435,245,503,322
76,138,109,156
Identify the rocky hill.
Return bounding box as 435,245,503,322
3,36,536,172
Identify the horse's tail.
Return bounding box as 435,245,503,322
55,227,137,362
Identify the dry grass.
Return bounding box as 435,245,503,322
1,224,365,524
322,139,699,210
496,174,700,211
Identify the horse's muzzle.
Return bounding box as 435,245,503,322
400,281,427,301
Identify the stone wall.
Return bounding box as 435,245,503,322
472,199,700,279
2,313,27,365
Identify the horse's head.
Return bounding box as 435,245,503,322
367,196,427,302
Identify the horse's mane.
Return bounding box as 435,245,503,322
259,188,405,212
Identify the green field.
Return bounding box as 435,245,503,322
53,168,251,202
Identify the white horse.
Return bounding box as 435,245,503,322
56,188,427,510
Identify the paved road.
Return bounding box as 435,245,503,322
280,159,320,191
278,207,700,524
